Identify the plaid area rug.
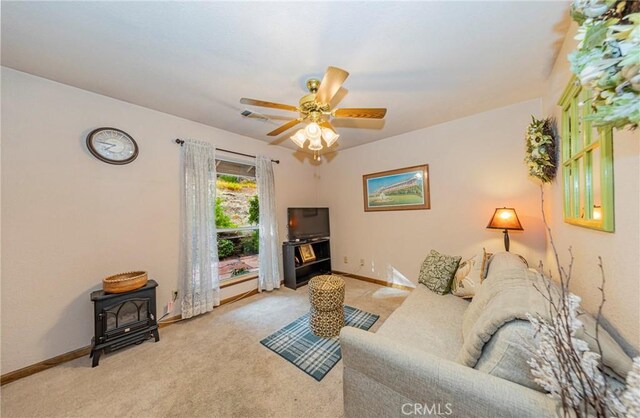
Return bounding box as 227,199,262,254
260,305,379,381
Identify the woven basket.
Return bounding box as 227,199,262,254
102,271,148,294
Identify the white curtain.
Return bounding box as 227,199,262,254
256,155,281,292
180,140,220,318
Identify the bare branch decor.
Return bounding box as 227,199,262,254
527,186,639,417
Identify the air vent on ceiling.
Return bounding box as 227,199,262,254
241,109,270,122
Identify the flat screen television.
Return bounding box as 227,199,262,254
287,207,330,241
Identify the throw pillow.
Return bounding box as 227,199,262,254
451,249,487,299
418,250,461,294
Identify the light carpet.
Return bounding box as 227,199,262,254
1,277,410,418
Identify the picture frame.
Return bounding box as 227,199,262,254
362,164,430,212
299,244,316,263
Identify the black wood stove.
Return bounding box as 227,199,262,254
90,280,159,367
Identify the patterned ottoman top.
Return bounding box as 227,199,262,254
309,274,345,291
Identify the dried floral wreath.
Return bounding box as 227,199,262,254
525,116,558,183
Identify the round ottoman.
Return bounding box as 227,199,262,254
308,275,345,338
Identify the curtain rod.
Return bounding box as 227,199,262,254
174,139,280,164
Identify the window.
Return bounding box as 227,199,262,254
215,159,259,281
558,77,614,232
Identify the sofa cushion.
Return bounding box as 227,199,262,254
417,249,461,294
376,285,469,360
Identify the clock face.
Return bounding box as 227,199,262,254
87,128,138,164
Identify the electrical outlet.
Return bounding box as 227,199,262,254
167,290,178,313
344,256,348,264
360,259,365,267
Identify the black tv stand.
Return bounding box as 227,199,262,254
282,238,331,290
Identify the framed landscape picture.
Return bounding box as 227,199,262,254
362,165,430,212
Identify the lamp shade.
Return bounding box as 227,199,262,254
308,136,323,151
321,127,339,147
304,122,322,140
486,207,523,230
290,129,307,148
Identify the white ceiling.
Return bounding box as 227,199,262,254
1,1,569,151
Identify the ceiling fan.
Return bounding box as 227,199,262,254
240,66,387,160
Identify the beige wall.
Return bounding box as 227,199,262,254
542,23,640,350
316,99,548,289
0,68,318,374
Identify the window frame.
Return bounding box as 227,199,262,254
215,156,260,282
558,77,614,232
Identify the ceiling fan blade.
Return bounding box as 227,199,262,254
315,67,349,105
267,119,302,136
240,98,298,112
333,108,387,119
320,120,337,132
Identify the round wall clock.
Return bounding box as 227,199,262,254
86,127,139,165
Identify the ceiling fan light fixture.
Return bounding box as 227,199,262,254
321,128,339,147
239,67,387,158
308,136,323,151
304,122,321,140
290,129,307,148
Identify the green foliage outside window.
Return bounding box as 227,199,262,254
218,238,235,258
231,267,249,277
215,167,260,280
215,197,237,229
241,231,259,254
248,195,259,225
219,175,239,183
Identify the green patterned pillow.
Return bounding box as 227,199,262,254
418,250,462,294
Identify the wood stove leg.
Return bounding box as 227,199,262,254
91,349,101,367
152,329,160,342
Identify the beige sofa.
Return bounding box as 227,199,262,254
340,264,562,417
